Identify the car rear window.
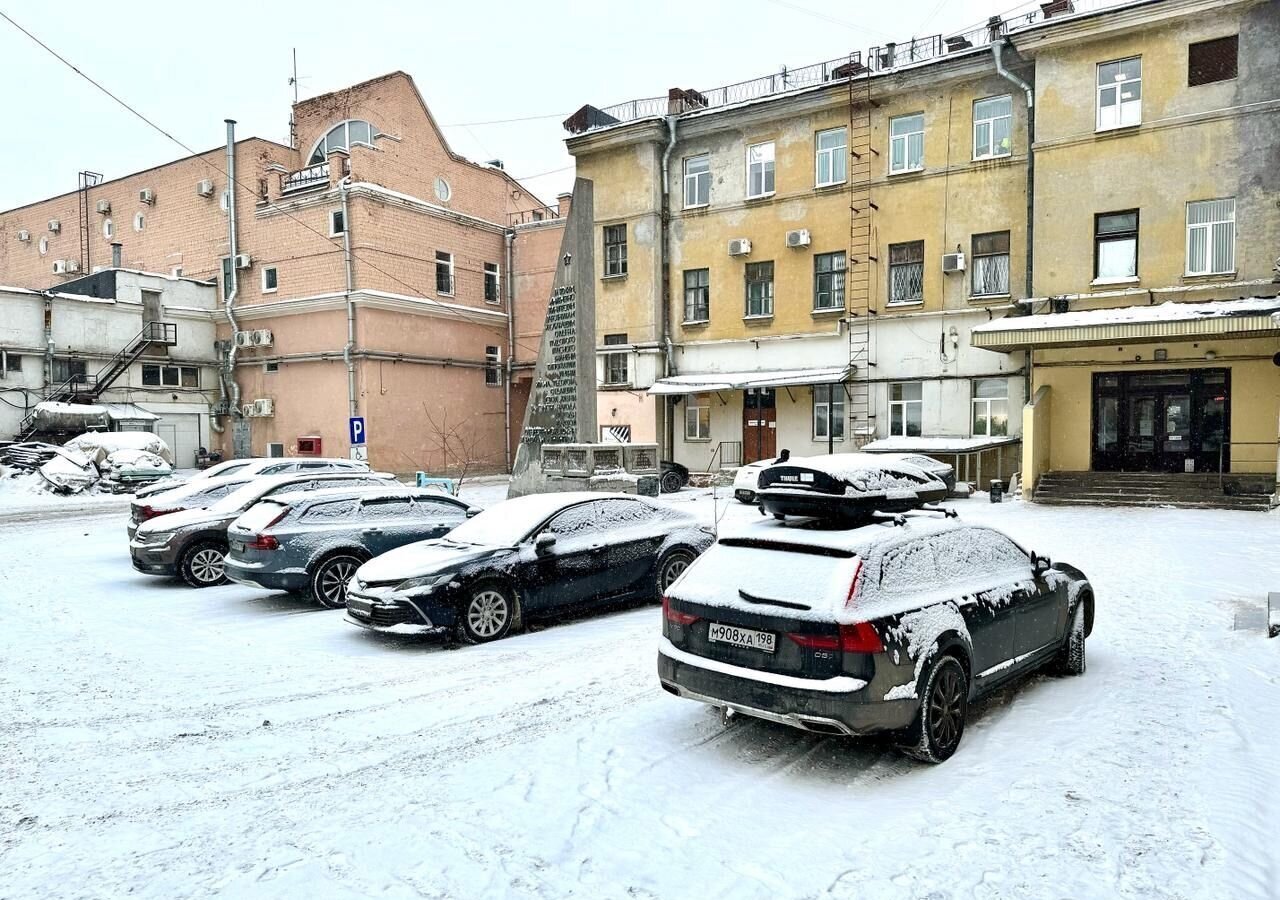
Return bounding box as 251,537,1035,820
671,541,861,621
237,500,291,532
300,498,360,522
193,482,240,503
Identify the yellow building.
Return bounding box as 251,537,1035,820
566,0,1279,503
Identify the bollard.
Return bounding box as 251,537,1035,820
989,479,1004,503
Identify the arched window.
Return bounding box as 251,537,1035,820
308,120,379,165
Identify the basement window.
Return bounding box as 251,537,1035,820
1188,35,1237,86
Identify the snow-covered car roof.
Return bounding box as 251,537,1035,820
722,514,965,556
444,491,687,547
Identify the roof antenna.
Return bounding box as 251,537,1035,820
288,48,299,149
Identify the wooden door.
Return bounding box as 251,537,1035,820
742,389,777,463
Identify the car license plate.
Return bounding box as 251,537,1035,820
708,622,776,653
230,541,244,553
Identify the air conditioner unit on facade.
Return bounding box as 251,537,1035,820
241,404,256,418
17,230,30,242
728,238,752,257
52,259,79,275
785,229,811,249
95,200,111,215
234,331,254,348
942,252,966,273
48,219,61,233
253,398,274,417
196,179,215,198
234,253,252,270
138,189,155,205
251,329,273,347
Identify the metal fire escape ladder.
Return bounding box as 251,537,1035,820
77,171,102,274
17,322,178,439
845,54,877,447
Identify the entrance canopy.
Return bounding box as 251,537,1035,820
971,297,1280,353
648,365,849,396
101,403,160,424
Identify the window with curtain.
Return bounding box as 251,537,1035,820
889,113,924,173
971,231,1010,296
1185,199,1235,275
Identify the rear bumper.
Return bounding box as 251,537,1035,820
657,640,917,736
224,558,307,593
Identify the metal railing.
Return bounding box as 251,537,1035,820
564,0,1136,135
709,441,743,471
509,207,562,227
280,163,330,195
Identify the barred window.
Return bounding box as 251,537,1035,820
603,224,627,277
888,241,924,305
813,252,846,311
683,269,710,323
1188,35,1237,86
485,346,502,386
971,231,1010,296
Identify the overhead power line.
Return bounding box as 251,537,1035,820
443,113,569,127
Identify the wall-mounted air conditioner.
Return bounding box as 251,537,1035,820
785,229,811,249
942,252,966,273
253,398,274,417
234,253,252,270
95,200,111,215
47,219,61,233
52,259,79,275
728,238,752,257
251,329,273,347
16,230,30,242
196,179,215,198
138,189,155,205
234,331,254,348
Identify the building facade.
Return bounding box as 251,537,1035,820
0,72,565,474
564,0,1279,495
0,270,221,466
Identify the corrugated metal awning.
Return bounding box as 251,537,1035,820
648,366,849,396
971,298,1280,352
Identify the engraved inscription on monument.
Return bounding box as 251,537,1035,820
525,284,578,445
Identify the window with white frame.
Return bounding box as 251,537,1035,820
971,231,1010,296
815,127,847,186
888,241,924,305
603,333,629,385
889,113,924,174
813,252,846,311
683,268,709,323
973,95,1012,159
484,346,502,386
142,364,199,388
745,261,774,317
435,251,454,294
308,120,379,165
1094,210,1139,280
683,155,710,208
261,266,278,293
1186,199,1235,275
813,384,845,441
329,208,346,237
746,142,775,198
889,382,923,437
686,393,712,440
971,379,1009,437
1097,57,1142,130
603,224,627,277
484,262,500,303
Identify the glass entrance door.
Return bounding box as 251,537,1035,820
1092,369,1230,472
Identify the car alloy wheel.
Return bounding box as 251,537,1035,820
927,662,966,752
313,555,362,609
181,541,228,588
660,471,683,494
658,549,695,593
460,584,515,644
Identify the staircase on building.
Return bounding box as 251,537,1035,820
16,321,178,440
1034,471,1274,511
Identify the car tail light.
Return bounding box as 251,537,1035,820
788,632,840,651
662,595,700,626
139,506,177,521
245,534,279,551
838,622,883,654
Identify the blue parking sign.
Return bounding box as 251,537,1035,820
348,416,366,446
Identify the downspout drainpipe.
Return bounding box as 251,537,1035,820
218,118,242,436
992,38,1036,417
340,176,357,420
503,228,515,472
660,115,678,460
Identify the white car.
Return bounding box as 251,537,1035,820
732,453,797,504
134,456,370,499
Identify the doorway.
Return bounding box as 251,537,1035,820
1092,368,1229,472
742,388,776,463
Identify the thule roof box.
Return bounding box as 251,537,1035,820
756,455,949,523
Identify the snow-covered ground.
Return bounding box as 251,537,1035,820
1,486,1277,899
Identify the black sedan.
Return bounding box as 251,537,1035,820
659,516,1093,763
346,492,715,643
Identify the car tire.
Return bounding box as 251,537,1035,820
309,552,367,609
1052,601,1087,676
655,547,697,598
898,653,969,764
458,581,518,644
179,540,228,588
660,471,684,494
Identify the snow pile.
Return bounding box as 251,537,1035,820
975,296,1280,333
65,431,173,465
38,449,98,494
101,449,170,474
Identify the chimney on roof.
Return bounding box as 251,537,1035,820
110,242,122,269
667,88,708,115
557,192,573,218
1040,0,1075,19
486,159,505,170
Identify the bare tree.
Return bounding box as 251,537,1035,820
397,404,496,491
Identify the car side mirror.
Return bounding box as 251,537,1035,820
465,508,480,518
1031,552,1051,575
535,532,557,552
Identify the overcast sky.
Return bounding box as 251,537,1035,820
1,0,1011,211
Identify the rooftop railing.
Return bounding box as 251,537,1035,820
280,163,330,195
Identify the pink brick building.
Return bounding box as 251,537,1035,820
0,71,567,473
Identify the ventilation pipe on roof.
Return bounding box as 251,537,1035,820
659,115,678,460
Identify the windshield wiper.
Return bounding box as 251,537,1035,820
737,589,811,611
